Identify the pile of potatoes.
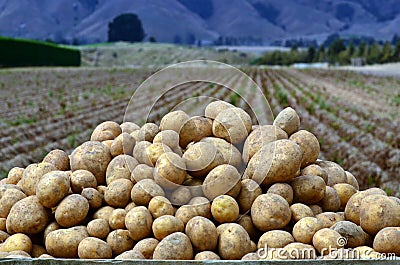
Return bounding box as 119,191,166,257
0,100,399,260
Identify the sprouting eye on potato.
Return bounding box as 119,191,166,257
0,99,397,260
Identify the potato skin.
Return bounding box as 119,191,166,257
289,130,320,168
106,155,138,185
175,197,212,225
373,227,400,256
109,209,126,230
104,178,133,208
81,187,103,209
152,215,184,240
333,183,357,210
251,194,291,232
55,194,89,227
205,101,234,120
290,203,314,223
291,175,326,204
200,137,242,169
7,196,48,234
237,179,262,213
70,141,112,185
258,230,294,248
316,212,344,228
218,223,252,260
330,221,365,248
0,187,26,218
131,179,165,206
45,226,89,258
36,171,70,208
316,161,347,187
154,152,186,190
133,238,159,259
87,219,110,239
267,183,293,204
153,232,193,260
312,228,343,254
247,140,302,186
131,164,154,183
0,219,6,232
148,196,175,218
115,249,145,260
78,237,112,259
91,121,121,142
301,165,328,184
273,107,300,136
1,233,32,253
106,229,134,256
195,251,221,260
202,164,241,200
185,216,218,251
125,206,153,241
292,217,322,244
320,186,341,212
120,122,140,134
19,162,57,196
6,167,24,185
179,116,213,147
211,195,239,223
110,132,136,157
360,194,400,235
43,149,70,171
160,110,190,133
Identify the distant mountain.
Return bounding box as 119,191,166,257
0,0,399,44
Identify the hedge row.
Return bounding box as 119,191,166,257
0,37,80,67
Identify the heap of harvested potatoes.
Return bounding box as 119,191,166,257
0,100,399,260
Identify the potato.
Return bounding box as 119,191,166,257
237,179,262,213
97,185,107,196
309,205,323,215
205,100,234,119
93,206,115,220
159,110,189,132
283,242,317,259
330,221,365,248
316,212,344,228
43,222,60,245
55,194,89,227
1,233,32,254
70,141,112,185
273,107,300,135
131,164,154,183
6,196,48,234
152,215,184,240
218,223,252,260
345,171,359,190
289,130,320,168
373,227,400,256
19,162,57,195
320,186,341,212
35,171,69,208
81,187,103,209
140,123,159,142
125,206,153,241
120,121,140,134
143,143,172,166
183,178,204,198
251,194,291,231
104,178,133,208
153,130,182,155
78,237,112,259
131,179,165,206
333,183,357,209
312,228,344,254
45,226,89,258
133,238,159,259
175,198,211,225
43,149,70,171
292,217,322,244
115,249,145,260
87,219,110,239
106,155,138,185
360,194,400,235
31,244,47,258
154,152,186,190
0,219,6,232
267,183,293,204
185,216,218,251
153,232,193,260
69,170,96,194
202,164,241,200
258,230,294,249
6,167,24,185
169,186,191,206
195,251,220,260
290,203,314,223
110,132,136,157
132,141,152,164
316,161,347,186
241,252,260,260
212,107,252,144
242,125,287,163
148,196,174,218
301,164,328,184
106,229,134,256
91,121,121,142
0,186,26,218
125,201,136,212
179,116,213,147
102,140,113,149
183,142,224,177
211,195,239,223
200,137,242,169
109,209,126,230
237,215,259,241
291,175,326,204
247,140,302,186
344,188,386,225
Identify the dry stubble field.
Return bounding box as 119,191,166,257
0,66,399,195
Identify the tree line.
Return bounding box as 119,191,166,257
253,39,400,66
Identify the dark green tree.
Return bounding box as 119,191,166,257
307,46,316,63
393,40,400,61
357,41,366,57
366,42,381,64
108,13,145,43
328,38,346,63
380,41,392,63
